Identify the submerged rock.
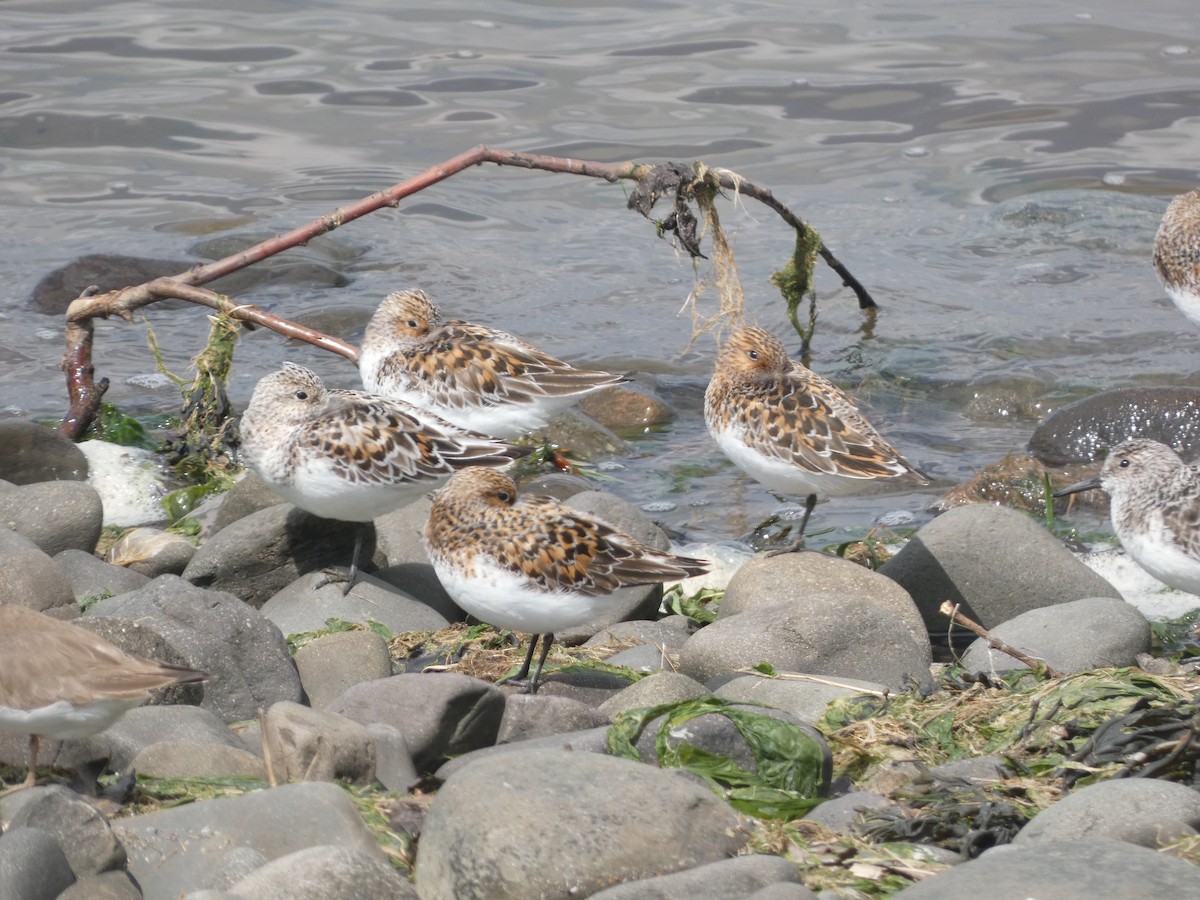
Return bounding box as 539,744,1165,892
1028,386,1200,466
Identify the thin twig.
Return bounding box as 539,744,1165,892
939,601,1065,679
59,145,875,438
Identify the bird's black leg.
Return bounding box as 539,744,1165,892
766,493,818,556
503,634,540,683
527,633,555,695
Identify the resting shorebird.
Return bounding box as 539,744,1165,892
239,362,528,592
359,289,626,439
424,467,708,693
0,604,207,792
704,324,926,550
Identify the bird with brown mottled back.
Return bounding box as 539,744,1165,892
359,289,627,439
705,325,926,549
239,362,528,592
424,467,708,692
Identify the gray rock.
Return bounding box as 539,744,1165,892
1013,777,1200,847
927,756,1012,789
880,505,1120,633
517,472,593,500
721,552,930,661
890,838,1200,898
0,481,103,555
183,504,372,608
107,526,196,577
55,548,150,603
368,724,418,792
588,854,809,900
129,741,268,781
584,618,693,653
373,562,463,623
604,643,681,673
63,704,250,774
58,870,142,900
962,596,1151,677
0,527,78,617
804,791,895,833
227,845,416,899
598,672,711,719
293,629,394,710
435,726,613,781
0,826,76,899
113,781,386,898
1029,386,1200,466
262,701,375,785
677,599,934,693
1,785,126,876
373,495,434,566
498,693,612,743
533,667,638,705
330,673,505,774
415,748,748,900
745,885,820,900
714,673,888,725
211,471,285,533
0,421,88,483
85,574,302,723
260,572,449,637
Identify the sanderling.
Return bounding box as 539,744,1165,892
704,324,926,549
239,362,527,591
423,467,708,692
1154,188,1200,327
1055,438,1200,595
359,289,627,438
0,603,207,792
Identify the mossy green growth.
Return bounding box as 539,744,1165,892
771,225,822,345
608,697,829,819
87,402,161,450
286,618,394,656
660,584,722,624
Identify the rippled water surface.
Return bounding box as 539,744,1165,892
2,0,1199,543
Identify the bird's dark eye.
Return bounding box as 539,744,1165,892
496,490,511,503
295,390,309,401
1119,458,1130,468
406,319,420,329
747,349,759,361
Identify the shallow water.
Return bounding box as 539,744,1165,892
2,0,1199,545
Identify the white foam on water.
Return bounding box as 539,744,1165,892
77,440,171,527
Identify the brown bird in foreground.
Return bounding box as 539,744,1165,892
0,603,208,792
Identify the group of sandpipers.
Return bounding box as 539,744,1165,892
4,190,1200,792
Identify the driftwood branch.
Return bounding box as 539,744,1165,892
940,601,1065,679
60,144,876,439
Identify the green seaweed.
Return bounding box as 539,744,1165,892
608,696,828,819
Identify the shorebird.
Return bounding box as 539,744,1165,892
239,362,528,592
1153,188,1200,327
704,324,926,550
424,467,708,693
1055,439,1200,595
0,603,207,792
359,289,627,439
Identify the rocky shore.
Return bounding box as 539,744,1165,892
2,420,1199,899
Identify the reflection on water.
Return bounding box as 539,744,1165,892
1,0,1198,544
